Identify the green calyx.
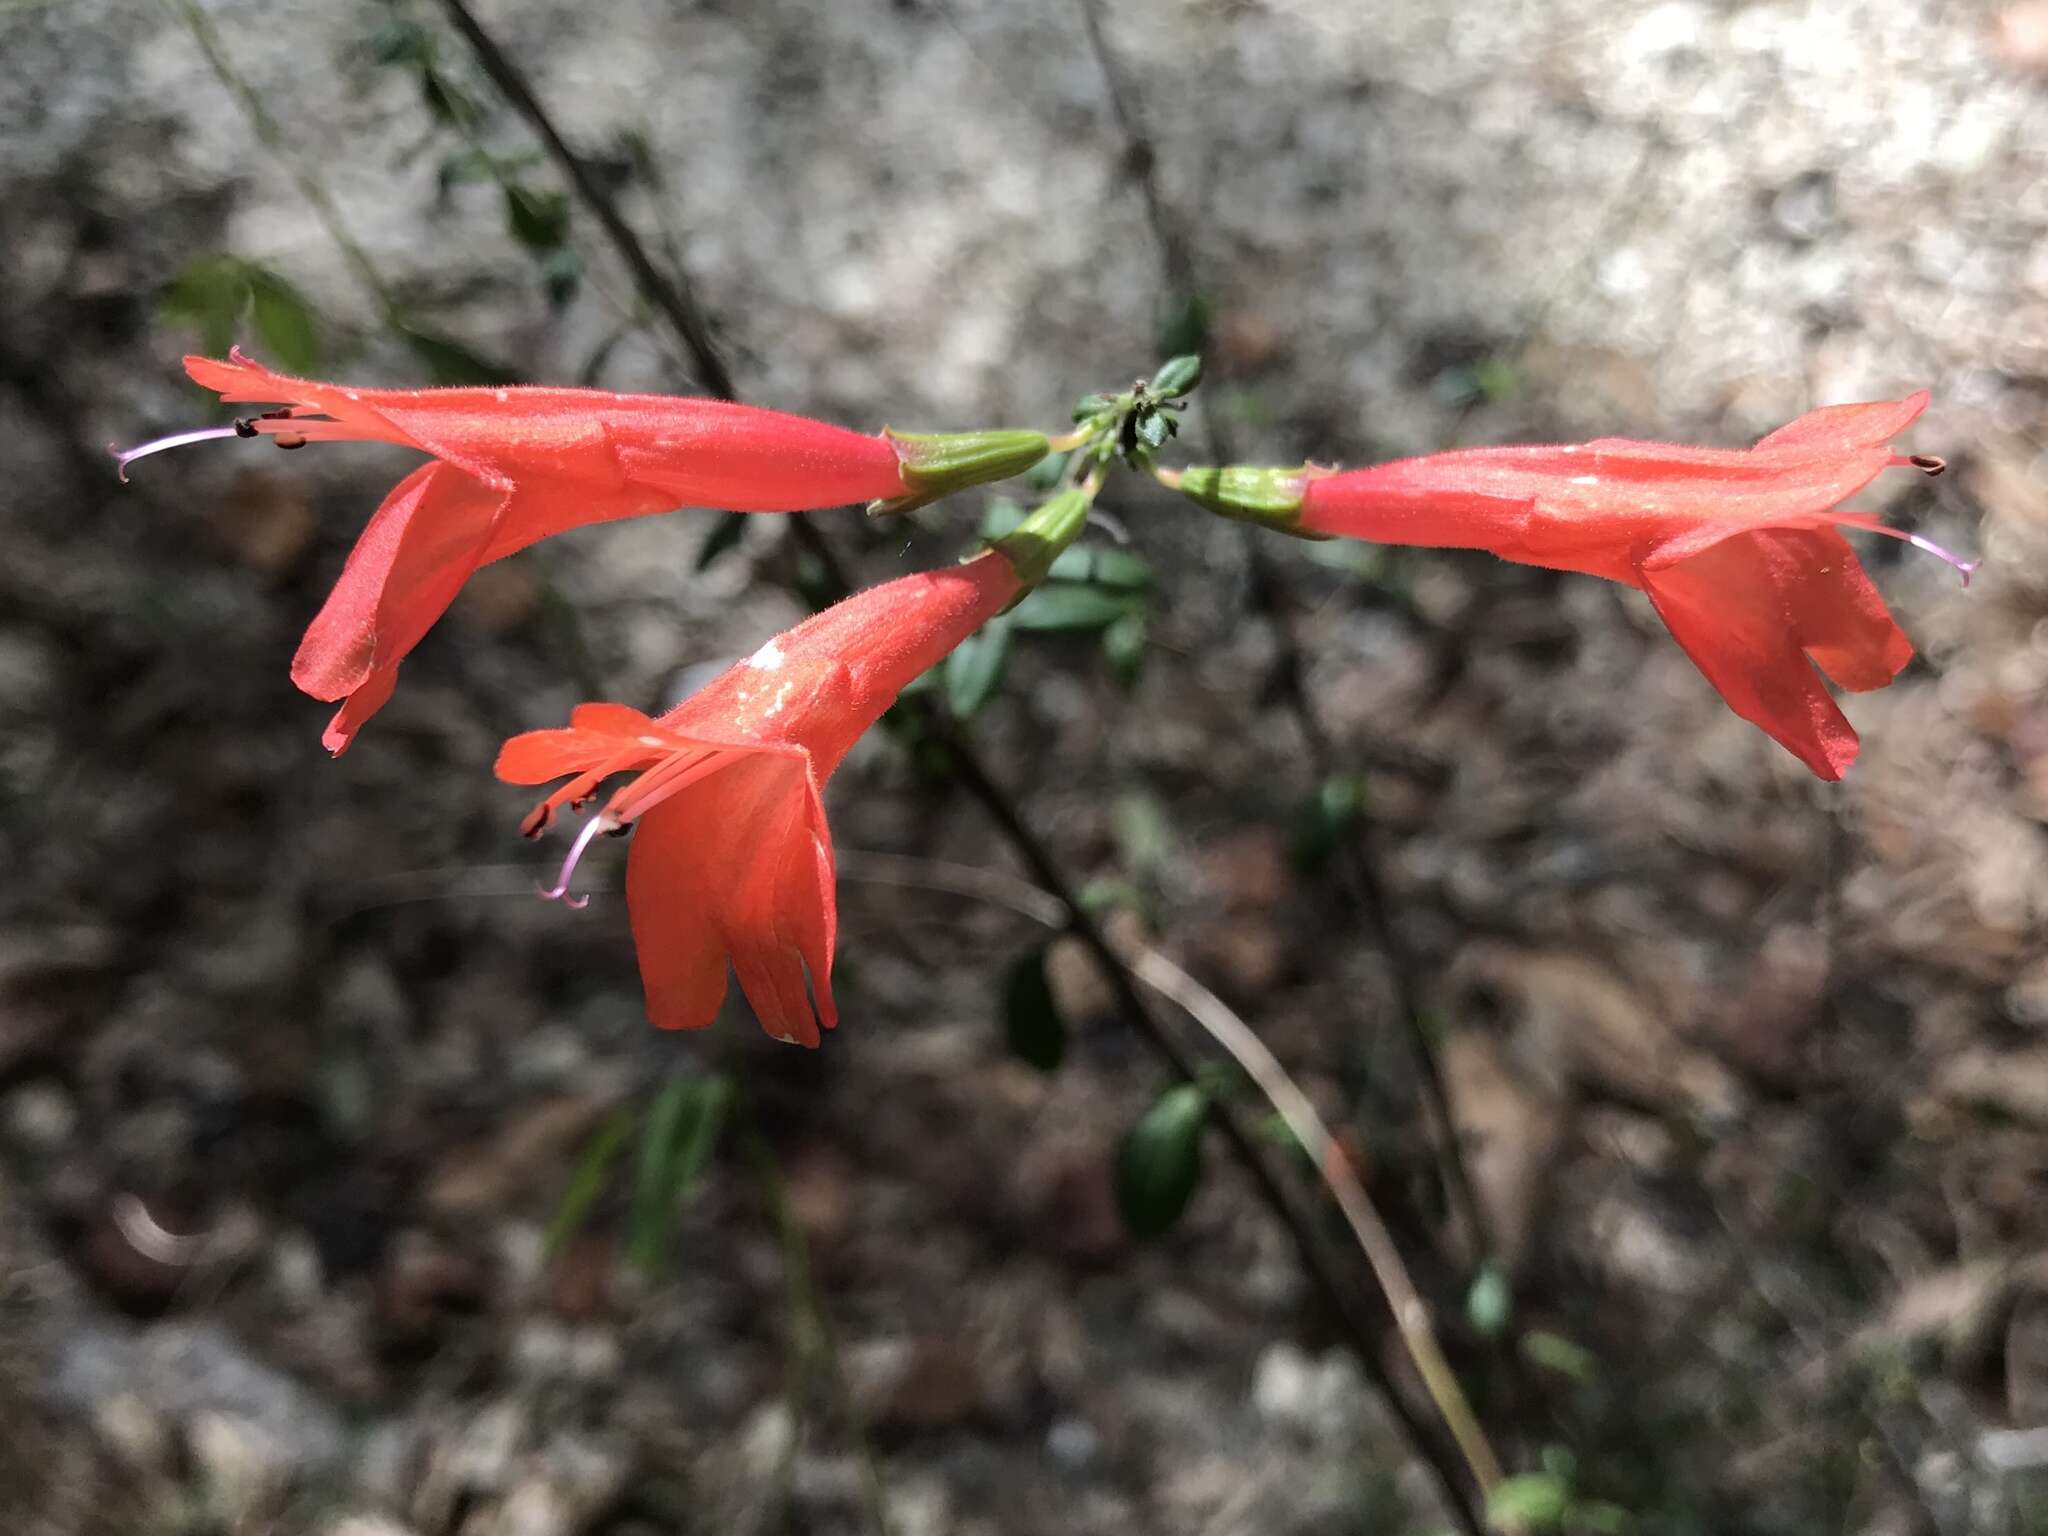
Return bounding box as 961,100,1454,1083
870,428,1052,518
1165,464,1328,539
988,485,1095,594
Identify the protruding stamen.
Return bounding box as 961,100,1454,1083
538,814,615,908
1908,453,1947,476
109,426,245,483
1853,519,1981,587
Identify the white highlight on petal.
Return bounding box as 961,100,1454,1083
747,639,786,671
494,389,510,401
1570,475,1600,485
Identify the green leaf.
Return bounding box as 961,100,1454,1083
1486,1473,1571,1532
1111,788,1173,877
1156,291,1211,359
1046,546,1152,590
628,1073,731,1273
1521,1330,1598,1384
1070,392,1116,423
436,147,496,199
540,245,583,308
1134,411,1171,450
1287,771,1369,873
694,511,748,571
160,254,252,359
978,497,1027,539
505,183,571,251
1009,584,1140,632
246,269,320,374
1148,354,1202,398
421,70,483,131
1467,1264,1512,1339
1023,450,1069,493
1116,1082,1211,1238
1001,945,1066,1072
544,1106,636,1258
1101,612,1146,687
399,325,520,386
944,610,1014,719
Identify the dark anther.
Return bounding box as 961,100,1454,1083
1909,453,1948,476
258,407,296,420
232,418,259,439
274,434,309,451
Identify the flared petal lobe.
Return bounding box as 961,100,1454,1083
1640,529,1912,779
500,552,1023,1043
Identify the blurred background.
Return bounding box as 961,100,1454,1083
3,0,2047,1531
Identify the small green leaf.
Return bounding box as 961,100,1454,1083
1521,1330,1598,1384
1023,451,1069,493
628,1073,731,1273
1070,393,1116,423
1148,354,1202,398
421,70,483,131
1486,1473,1571,1532
1134,411,1171,450
1047,546,1152,590
1116,1082,1211,1237
540,245,582,308
160,254,252,359
1467,1264,1512,1339
544,1106,636,1257
399,325,520,386
1009,584,1139,632
1157,292,1211,360
694,511,748,571
1287,771,1369,873
944,610,1014,719
246,269,320,374
436,147,496,199
505,183,571,251
978,497,1027,540
1101,612,1146,687
1001,945,1066,1072
1112,788,1174,877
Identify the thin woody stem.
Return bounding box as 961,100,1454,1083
429,10,1482,1525
1070,0,1492,1266
164,0,402,324
1116,942,1505,1496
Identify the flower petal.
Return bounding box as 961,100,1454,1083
291,460,508,712
1640,529,1902,779
1750,391,1930,456
621,747,837,1043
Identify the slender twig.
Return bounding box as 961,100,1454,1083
423,11,1481,1525
1120,943,1504,1495
841,848,1504,1502
433,0,735,401
1069,0,1489,1262
164,0,402,323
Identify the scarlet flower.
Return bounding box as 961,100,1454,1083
1171,392,1963,779
496,551,1023,1045
114,349,1046,754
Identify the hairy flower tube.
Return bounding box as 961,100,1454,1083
114,350,1047,754
1166,392,1961,779
497,488,1093,1045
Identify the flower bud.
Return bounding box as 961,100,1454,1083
872,428,1052,517
1162,465,1329,538
988,485,1095,592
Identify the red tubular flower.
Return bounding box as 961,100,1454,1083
1171,392,1963,779
496,551,1023,1045
114,350,1047,754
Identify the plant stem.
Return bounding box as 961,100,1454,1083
1069,0,1490,1264
425,9,1482,1525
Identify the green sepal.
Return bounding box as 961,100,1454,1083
987,485,1094,601
869,428,1052,518
1169,464,1329,539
